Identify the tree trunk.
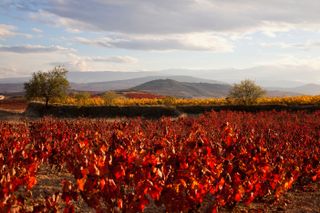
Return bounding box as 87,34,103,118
45,98,49,108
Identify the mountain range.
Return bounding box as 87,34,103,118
1,65,320,87
0,71,319,97
71,75,224,91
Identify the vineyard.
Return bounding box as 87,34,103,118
55,95,320,107
1,111,320,212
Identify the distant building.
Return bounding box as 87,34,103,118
0,95,5,100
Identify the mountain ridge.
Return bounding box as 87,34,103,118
71,75,226,91
1,65,320,87
131,79,303,98
132,79,231,98
0,75,315,97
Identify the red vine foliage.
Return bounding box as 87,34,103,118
1,110,320,212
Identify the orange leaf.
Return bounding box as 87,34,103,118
100,179,106,190
180,179,187,187
77,177,86,191
218,178,225,190
117,199,123,209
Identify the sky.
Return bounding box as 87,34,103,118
1,0,320,82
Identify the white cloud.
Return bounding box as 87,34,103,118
0,24,32,39
260,41,320,51
85,56,138,64
56,54,91,71
29,10,89,33
32,27,42,33
0,49,140,77
48,53,139,72
2,0,320,82
76,33,233,52
0,24,16,38
0,66,20,77
9,0,320,36
272,55,320,69
0,45,74,53
256,21,294,37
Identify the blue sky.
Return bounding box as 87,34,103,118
1,0,320,83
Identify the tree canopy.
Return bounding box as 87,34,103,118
228,79,265,105
24,66,69,107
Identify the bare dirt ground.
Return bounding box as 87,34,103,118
223,184,320,213
28,164,93,213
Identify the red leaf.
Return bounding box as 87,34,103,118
64,204,75,213
100,179,106,190
81,168,89,177
138,198,149,211
245,192,255,205
312,175,317,181
108,179,117,191
114,165,125,179
211,206,218,213
27,176,37,190
234,193,242,202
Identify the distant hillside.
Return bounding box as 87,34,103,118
159,66,320,88
66,71,163,83
266,90,302,97
1,66,319,87
0,83,24,94
72,75,224,91
0,77,29,84
0,77,313,97
290,84,320,95
268,83,320,96
132,79,232,98
0,71,163,84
